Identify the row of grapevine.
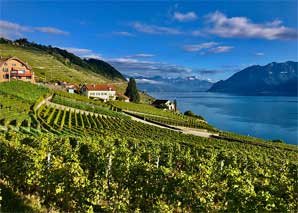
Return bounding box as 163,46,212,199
1,131,297,212
36,105,127,135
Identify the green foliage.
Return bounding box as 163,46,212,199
272,139,284,143
51,94,124,118
0,131,297,212
112,101,213,130
0,44,121,84
184,110,205,120
0,81,49,104
218,131,297,151
0,93,31,126
1,77,298,212
125,78,140,103
84,58,126,81
2,38,125,81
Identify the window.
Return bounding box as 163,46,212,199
26,76,31,79
3,68,8,72
12,64,16,66
3,74,9,79
4,63,7,66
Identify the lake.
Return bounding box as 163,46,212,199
149,92,298,145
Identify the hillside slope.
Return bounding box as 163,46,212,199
0,38,126,83
0,81,297,212
208,61,298,95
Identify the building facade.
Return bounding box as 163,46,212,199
80,84,116,101
151,99,176,111
0,57,35,83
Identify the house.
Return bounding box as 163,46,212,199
65,84,79,94
151,99,176,111
80,84,116,101
0,57,35,83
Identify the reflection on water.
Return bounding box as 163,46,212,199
149,92,298,145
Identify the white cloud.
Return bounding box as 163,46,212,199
106,57,192,78
131,22,182,35
0,20,69,38
173,11,198,22
182,42,218,52
255,52,265,56
205,11,298,40
59,47,102,59
60,47,93,55
129,53,155,58
112,31,135,37
35,27,69,35
135,78,163,85
209,46,234,53
0,20,32,38
182,42,233,54
82,54,102,59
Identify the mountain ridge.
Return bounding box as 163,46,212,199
208,61,298,95
134,75,213,92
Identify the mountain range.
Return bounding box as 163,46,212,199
208,61,298,96
134,76,214,92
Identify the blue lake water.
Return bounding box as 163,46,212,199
149,92,298,145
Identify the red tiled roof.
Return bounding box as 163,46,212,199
83,84,116,91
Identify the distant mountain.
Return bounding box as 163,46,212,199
208,61,298,96
0,37,126,82
134,76,213,92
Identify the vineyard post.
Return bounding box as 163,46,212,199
46,152,51,207
106,154,112,198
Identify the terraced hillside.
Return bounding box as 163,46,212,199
0,38,125,83
1,81,297,212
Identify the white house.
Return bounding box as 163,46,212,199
80,84,116,101
151,99,176,111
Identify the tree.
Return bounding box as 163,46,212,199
184,110,195,117
125,78,140,103
184,110,205,120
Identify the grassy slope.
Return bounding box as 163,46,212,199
0,43,153,102
1,81,297,212
0,44,116,84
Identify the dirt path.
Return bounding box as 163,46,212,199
123,109,206,123
125,112,217,138
37,96,216,139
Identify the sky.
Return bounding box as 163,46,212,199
0,0,297,81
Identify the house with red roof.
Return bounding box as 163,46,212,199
80,84,116,101
0,57,35,83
